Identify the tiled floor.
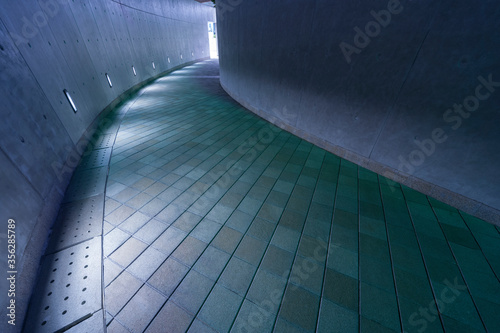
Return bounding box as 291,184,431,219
100,60,500,332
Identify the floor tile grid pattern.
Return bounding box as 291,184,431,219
100,61,500,333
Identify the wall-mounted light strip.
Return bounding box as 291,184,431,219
63,89,77,113
105,73,113,88
180,54,183,59
132,65,137,76
152,61,155,70
168,57,170,63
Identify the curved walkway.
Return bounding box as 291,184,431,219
29,60,500,332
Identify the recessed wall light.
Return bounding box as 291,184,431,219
168,57,170,63
191,52,194,56
105,73,113,87
152,61,155,69
132,66,137,76
63,89,77,113
180,54,183,59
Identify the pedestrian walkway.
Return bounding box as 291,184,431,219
27,60,500,333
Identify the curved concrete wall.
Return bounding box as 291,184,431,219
0,0,214,327
217,0,500,224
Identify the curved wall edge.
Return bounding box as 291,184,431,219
220,81,500,227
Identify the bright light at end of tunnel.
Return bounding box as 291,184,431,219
63,89,77,113
105,73,113,88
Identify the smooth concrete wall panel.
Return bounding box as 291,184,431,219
218,0,500,221
46,1,108,118
0,0,214,329
372,2,500,209
69,1,115,107
0,17,74,199
0,1,92,144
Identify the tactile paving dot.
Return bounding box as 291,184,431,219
91,134,115,150
24,237,102,333
63,166,107,203
46,194,104,254
78,148,112,170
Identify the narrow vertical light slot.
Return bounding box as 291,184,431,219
132,66,137,76
191,52,194,57
63,89,77,113
152,61,155,70
180,54,183,59
105,73,113,88
168,57,170,63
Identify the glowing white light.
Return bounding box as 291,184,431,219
132,66,137,76
152,61,155,69
105,73,113,87
63,89,77,113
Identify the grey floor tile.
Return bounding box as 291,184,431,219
155,203,185,225
191,218,222,243
128,247,168,281
126,192,154,210
105,270,143,316
271,225,301,253
140,198,169,217
145,301,194,333
198,284,243,332
134,218,168,244
193,245,231,281
360,282,400,332
105,197,122,216
152,226,187,256
106,204,136,226
226,210,254,233
318,299,358,333
234,235,267,266
116,284,166,332
107,318,130,333
247,217,276,242
118,211,151,234
279,285,320,331
130,177,156,191
112,187,140,203
273,317,304,333
170,270,215,315
148,258,189,297
109,237,148,268
104,258,124,287
230,299,276,333
187,319,217,333
289,256,324,295
261,245,295,278
323,268,358,312
171,236,208,267
211,226,244,254
219,257,257,296
172,211,203,232
246,269,287,315
104,227,130,257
